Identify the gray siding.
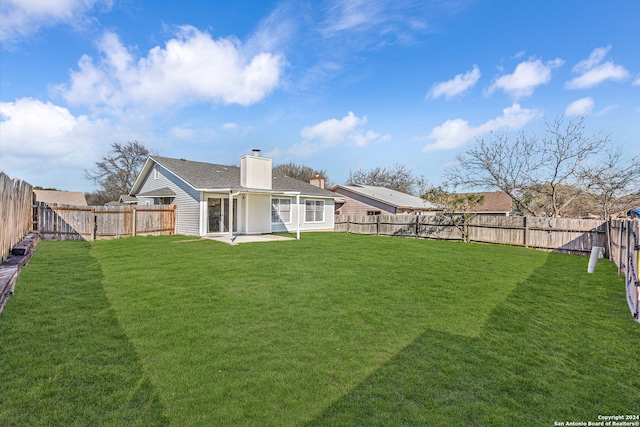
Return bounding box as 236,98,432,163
137,164,201,236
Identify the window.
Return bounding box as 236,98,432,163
271,198,291,223
153,166,159,180
154,197,174,205
367,211,381,215
305,200,324,222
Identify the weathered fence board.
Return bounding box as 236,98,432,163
0,173,33,261
35,203,176,241
610,219,639,322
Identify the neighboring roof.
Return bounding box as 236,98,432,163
132,156,338,198
457,191,513,213
137,187,176,197
33,189,87,206
119,195,138,204
332,184,439,210
628,208,640,219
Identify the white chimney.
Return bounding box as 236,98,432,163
241,150,272,189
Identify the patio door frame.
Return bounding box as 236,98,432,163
207,196,237,234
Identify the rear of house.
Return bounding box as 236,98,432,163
129,151,338,237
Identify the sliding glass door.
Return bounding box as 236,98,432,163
207,197,237,233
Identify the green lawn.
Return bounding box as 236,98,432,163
1,233,638,426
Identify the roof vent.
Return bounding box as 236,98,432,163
252,149,261,157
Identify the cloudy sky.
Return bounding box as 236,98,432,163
1,0,639,192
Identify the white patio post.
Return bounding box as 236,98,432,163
296,194,300,240
229,190,234,240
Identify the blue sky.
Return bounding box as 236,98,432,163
1,0,639,193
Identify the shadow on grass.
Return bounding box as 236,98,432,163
308,252,640,426
0,241,168,426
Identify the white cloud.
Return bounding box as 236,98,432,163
423,103,540,152
222,122,238,131
487,58,564,98
300,111,365,142
565,46,629,89
565,97,594,116
0,0,112,42
278,112,389,158
320,0,436,46
0,98,111,189
0,98,107,161
631,74,640,86
428,65,480,100
53,26,285,112
171,126,194,140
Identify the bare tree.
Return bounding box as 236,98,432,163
583,149,640,219
273,162,330,186
84,141,151,204
422,186,484,242
347,164,419,194
445,116,610,217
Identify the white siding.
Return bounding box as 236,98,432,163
246,194,271,233
137,164,201,236
274,197,334,233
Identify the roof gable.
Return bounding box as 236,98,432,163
132,156,337,198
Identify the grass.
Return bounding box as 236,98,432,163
1,233,638,426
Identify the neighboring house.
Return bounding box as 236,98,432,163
129,151,338,237
33,189,88,206
331,184,440,215
119,195,139,204
456,191,513,215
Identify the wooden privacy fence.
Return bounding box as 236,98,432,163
0,172,33,262
609,219,640,322
335,214,608,255
34,203,177,240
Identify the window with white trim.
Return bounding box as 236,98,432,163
305,200,324,222
153,166,159,180
271,198,291,223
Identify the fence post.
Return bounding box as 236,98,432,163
132,208,137,237
347,215,351,234
173,205,177,235
377,215,381,236
91,208,96,241
523,216,529,247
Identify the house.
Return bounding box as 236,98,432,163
456,191,513,215
331,184,440,215
129,151,338,238
33,189,88,206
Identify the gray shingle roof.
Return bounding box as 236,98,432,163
333,184,439,209
136,187,176,197
152,156,337,198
